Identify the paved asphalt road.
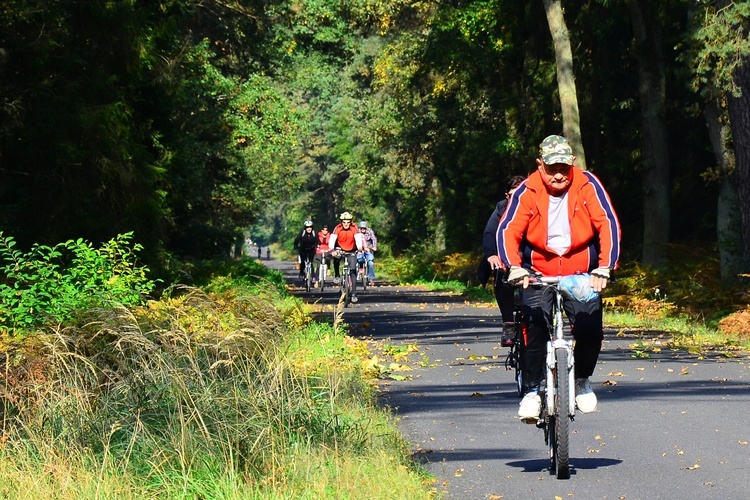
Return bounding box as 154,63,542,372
265,258,750,500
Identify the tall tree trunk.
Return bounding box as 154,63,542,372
542,0,587,171
430,176,446,252
704,101,742,278
727,57,750,271
625,0,670,266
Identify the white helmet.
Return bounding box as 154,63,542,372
339,212,353,221
303,220,313,227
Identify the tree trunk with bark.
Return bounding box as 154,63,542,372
625,0,670,266
727,57,750,272
704,101,742,278
542,0,587,171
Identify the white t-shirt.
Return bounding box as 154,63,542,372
547,192,571,256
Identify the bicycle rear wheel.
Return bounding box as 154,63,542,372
360,263,368,291
513,314,524,397
553,348,570,479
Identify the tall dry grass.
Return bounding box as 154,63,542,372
1,282,433,498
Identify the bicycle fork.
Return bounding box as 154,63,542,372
545,339,576,420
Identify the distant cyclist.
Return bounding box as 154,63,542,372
329,212,364,303
315,224,332,281
497,135,621,422
293,220,318,281
357,221,378,286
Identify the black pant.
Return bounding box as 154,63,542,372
494,280,516,324
519,285,603,391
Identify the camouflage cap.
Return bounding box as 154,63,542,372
539,135,575,165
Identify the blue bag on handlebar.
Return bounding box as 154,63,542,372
558,274,599,303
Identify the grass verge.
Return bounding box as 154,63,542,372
0,259,436,498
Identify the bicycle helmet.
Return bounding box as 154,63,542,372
359,221,368,228
339,212,353,221
303,220,313,227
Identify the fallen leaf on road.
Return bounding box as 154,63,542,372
470,392,484,397
454,468,464,477
739,440,748,445
602,380,617,386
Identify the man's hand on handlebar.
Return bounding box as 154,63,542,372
590,267,610,293
507,266,531,289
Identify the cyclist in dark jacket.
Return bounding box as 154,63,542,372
294,220,318,279
479,175,526,344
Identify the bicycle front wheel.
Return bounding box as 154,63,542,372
342,271,351,307
319,264,326,292
553,348,570,479
305,264,312,292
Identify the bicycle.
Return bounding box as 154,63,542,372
505,303,524,397
337,251,357,307
357,253,370,291
303,257,313,292
530,275,575,480
317,252,329,292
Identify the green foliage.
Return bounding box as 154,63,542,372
687,1,750,98
0,232,155,332
180,256,289,295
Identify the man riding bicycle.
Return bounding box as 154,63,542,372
357,221,378,286
293,220,318,282
329,212,364,303
496,135,621,423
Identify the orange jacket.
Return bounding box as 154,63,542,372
496,167,621,276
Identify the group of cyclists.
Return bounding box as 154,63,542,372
289,135,621,424
293,211,378,304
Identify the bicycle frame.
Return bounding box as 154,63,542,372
535,276,575,479
357,254,370,290
304,258,313,292
540,277,576,422
338,251,357,306
317,253,328,291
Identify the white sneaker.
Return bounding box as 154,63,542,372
518,390,541,423
575,378,598,413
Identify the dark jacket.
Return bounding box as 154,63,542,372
477,199,507,286
294,229,318,251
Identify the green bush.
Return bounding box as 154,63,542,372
0,232,155,332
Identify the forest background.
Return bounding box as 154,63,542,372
2,0,750,284
2,1,750,495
